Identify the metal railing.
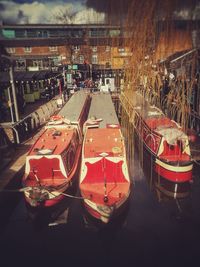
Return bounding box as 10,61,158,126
11,97,60,144
2,87,121,144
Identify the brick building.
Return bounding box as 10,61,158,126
0,23,131,72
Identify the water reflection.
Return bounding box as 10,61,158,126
26,198,71,229
25,187,131,232
81,198,130,231
135,146,199,225
25,179,78,230
143,160,191,202
1,149,200,267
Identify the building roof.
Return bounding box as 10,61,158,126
0,23,121,30
0,38,84,47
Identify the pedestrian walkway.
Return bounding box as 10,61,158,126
0,126,45,191
21,98,47,119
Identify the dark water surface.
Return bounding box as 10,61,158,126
1,151,200,267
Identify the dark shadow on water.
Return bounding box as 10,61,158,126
0,167,24,231
134,146,200,227
1,145,200,267
25,179,79,231
25,197,72,230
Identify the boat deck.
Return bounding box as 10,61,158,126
84,127,124,158
58,91,89,122
28,127,75,156
87,92,119,128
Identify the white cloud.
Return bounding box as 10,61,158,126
0,0,105,24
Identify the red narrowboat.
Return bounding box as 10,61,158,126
133,92,193,198
80,92,131,223
22,91,90,207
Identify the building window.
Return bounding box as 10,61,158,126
106,62,111,68
79,55,84,64
6,47,15,54
27,30,37,38
92,54,98,64
118,47,125,53
49,46,57,52
37,31,42,37
105,46,110,52
109,29,120,37
15,30,26,38
16,60,26,70
92,46,97,52
33,60,42,68
90,29,106,37
24,46,32,53
72,45,80,51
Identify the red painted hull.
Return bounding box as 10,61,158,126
155,161,193,183
133,95,193,185
23,91,91,208
80,93,131,223
82,190,130,223
23,143,81,208
132,99,193,199
80,156,131,223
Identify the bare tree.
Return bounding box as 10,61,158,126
52,5,77,24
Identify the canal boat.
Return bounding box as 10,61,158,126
133,91,193,198
79,92,131,223
22,90,90,207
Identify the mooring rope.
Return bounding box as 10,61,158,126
0,187,89,200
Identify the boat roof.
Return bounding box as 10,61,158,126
134,92,163,118
58,90,89,122
88,92,119,128
134,92,178,129
28,127,75,156
84,128,124,158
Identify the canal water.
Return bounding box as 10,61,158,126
0,150,200,267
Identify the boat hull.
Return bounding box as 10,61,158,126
82,190,130,224
23,151,81,208
134,131,192,198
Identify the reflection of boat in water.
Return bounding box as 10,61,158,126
22,91,90,207
133,91,193,198
79,92,131,224
141,155,191,200
26,196,71,229
81,198,130,230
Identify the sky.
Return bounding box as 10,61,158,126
0,0,107,24
0,0,199,25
